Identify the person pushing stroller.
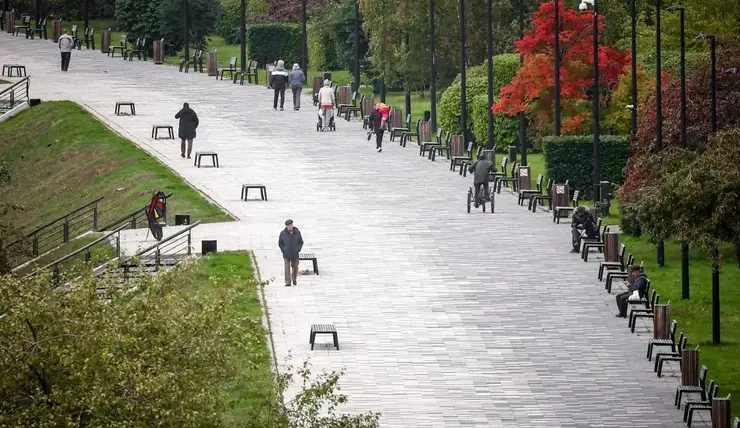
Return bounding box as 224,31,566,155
317,80,335,131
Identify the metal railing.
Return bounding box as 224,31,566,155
0,77,30,114
6,197,103,268
26,223,130,286
99,205,149,231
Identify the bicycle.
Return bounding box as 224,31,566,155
467,184,495,214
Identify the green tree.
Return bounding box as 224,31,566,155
214,0,267,44
0,158,24,275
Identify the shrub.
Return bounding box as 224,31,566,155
438,54,520,138
307,24,338,71
470,95,520,151
213,0,268,45
247,23,301,67
543,135,630,199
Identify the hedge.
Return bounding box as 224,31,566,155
543,135,630,200
438,54,520,144
470,95,520,151
247,23,301,67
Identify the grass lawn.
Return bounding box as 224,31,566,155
622,237,739,418
184,251,275,424
0,101,232,235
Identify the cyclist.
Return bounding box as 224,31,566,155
468,154,496,208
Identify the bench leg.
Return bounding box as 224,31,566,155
313,259,319,275
309,331,316,349
332,332,339,350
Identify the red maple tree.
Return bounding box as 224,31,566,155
493,0,629,133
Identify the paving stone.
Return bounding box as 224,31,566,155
0,35,704,427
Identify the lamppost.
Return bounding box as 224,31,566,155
301,0,307,79
184,0,190,67
667,5,690,299
655,0,665,267
240,0,247,72
629,0,637,136
554,0,561,136
459,0,468,144
353,0,360,93
429,0,438,132
579,0,600,203
698,32,718,344
518,0,528,166
36,0,41,27
405,33,412,117
486,0,494,149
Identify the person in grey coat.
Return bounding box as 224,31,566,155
175,103,199,159
468,154,496,207
278,219,304,287
58,29,74,71
289,63,305,111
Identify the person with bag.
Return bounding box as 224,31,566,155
317,80,335,131
570,206,597,253
615,265,648,318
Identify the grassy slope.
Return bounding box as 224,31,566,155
186,252,274,424
623,237,739,417
0,101,232,234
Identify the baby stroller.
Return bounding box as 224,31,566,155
316,108,336,131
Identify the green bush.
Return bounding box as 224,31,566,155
639,50,709,78
470,95,520,151
543,135,630,199
307,24,338,71
438,54,520,139
247,23,301,67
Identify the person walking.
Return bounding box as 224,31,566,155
278,219,304,287
317,80,335,131
271,60,289,111
58,29,74,71
367,104,384,152
175,102,199,159
289,63,305,111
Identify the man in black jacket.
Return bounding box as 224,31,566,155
278,219,304,287
615,265,648,317
571,206,597,253
271,60,289,111
367,106,384,152
468,154,495,207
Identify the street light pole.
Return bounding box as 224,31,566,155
353,0,360,93
579,0,600,203
459,0,468,144
405,33,412,117
184,0,190,68
630,0,637,137
486,0,495,150
240,0,247,72
519,0,528,166
429,0,438,132
301,0,307,78
668,5,690,299
37,0,42,27
655,0,664,267
554,0,561,136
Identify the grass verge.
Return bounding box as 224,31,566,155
0,101,232,234
623,236,739,418
184,251,275,424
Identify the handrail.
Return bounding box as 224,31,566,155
27,223,130,278
0,77,30,110
20,197,104,239
99,205,148,231
122,221,201,263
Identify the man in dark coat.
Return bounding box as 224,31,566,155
367,105,384,152
468,154,495,207
570,206,597,253
175,102,199,159
278,219,304,287
615,265,648,317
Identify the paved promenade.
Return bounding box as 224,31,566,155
1,35,702,427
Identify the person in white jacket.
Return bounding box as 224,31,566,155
317,80,335,131
58,30,74,71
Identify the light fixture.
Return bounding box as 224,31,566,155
579,0,593,10
625,104,635,110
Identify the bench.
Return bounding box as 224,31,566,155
109,35,127,58
218,57,237,80
336,87,354,117
605,256,638,293
179,49,203,73
553,189,581,223
420,128,444,157
81,27,95,49
344,92,364,121
151,125,174,139
684,380,718,426
529,178,554,212
581,222,607,262
428,131,451,161
654,332,686,377
647,319,678,361
70,24,79,46
241,184,267,201
309,324,338,350
629,288,657,332
194,152,219,168
299,252,319,275
390,113,411,141
495,161,519,194
449,140,473,171
31,18,47,40
675,365,708,409
128,37,147,61
115,102,136,115
2,64,27,77
598,244,626,280
244,60,259,84
518,174,543,206
399,118,421,148
14,16,30,37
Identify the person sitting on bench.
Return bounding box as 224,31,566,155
468,154,495,208
570,206,597,253
615,265,648,318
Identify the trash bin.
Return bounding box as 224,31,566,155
267,64,275,88
4,10,15,34
508,145,518,163
518,165,531,191
100,29,111,53
52,19,62,42
152,39,164,64
207,51,218,76
423,111,431,122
